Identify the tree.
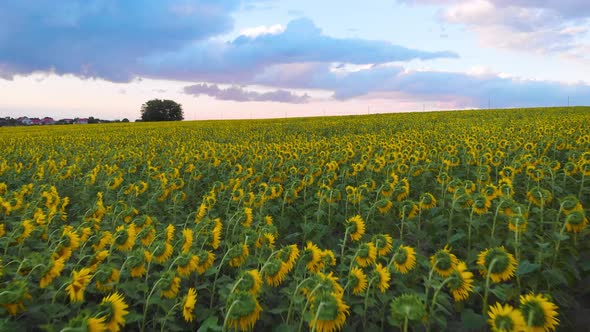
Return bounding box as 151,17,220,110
140,99,184,121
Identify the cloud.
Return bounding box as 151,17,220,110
142,18,458,82
0,0,243,81
399,0,590,58
183,83,310,103
251,62,590,107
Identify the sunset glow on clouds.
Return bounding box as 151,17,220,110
1,0,590,120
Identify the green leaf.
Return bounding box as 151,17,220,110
197,316,222,332
448,232,465,244
461,308,486,330
516,260,540,276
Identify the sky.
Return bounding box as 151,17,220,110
1,0,590,120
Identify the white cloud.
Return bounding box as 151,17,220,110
239,24,285,37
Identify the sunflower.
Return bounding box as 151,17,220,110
164,223,175,242
519,293,559,332
95,267,120,292
16,219,34,243
226,291,262,331
564,211,588,233
66,268,93,302
373,234,393,256
472,194,491,215
242,207,253,227
477,247,517,283
347,215,365,241
176,254,199,277
419,193,437,210
376,199,393,215
487,302,526,332
349,267,368,295
39,257,66,288
309,292,350,332
447,261,474,302
374,263,391,293
229,244,250,268
355,242,377,267
278,244,300,273
183,288,197,322
114,224,136,252
196,250,215,275
255,232,276,249
264,259,289,287
181,228,193,253
153,242,174,264
303,241,324,273
392,245,417,274
430,245,459,277
210,218,223,249
100,292,129,332
161,274,181,298
482,184,499,201
508,214,528,232
390,293,426,327
527,187,552,207
237,269,263,295
87,316,107,332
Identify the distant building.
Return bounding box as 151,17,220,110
74,118,89,124
41,117,55,125
58,118,74,124
30,118,41,125
18,117,32,125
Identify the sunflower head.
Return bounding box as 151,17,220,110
355,242,377,267
564,211,588,233
347,215,366,241
237,269,263,295
477,247,517,283
487,302,525,332
389,293,426,327
447,261,474,302
309,292,349,332
183,288,197,322
520,293,559,332
226,291,262,331
430,245,458,277
393,245,417,274
349,267,368,295
373,234,393,256
373,263,391,293
100,292,129,332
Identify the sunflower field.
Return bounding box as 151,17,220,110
1,107,589,331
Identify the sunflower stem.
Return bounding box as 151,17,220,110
310,302,326,332
141,278,163,332
482,258,498,317
222,299,241,332
363,278,375,329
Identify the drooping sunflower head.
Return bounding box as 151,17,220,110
487,302,525,332
477,247,517,283
228,244,250,268
303,241,324,273
99,292,129,332
389,293,426,327
508,214,528,233
376,199,393,215
308,292,350,332
527,187,553,207
393,245,417,274
447,261,474,302
346,215,366,241
373,234,393,256
196,250,215,275
349,267,368,295
564,211,588,233
519,293,559,332
181,228,193,253
182,288,197,322
355,242,377,267
226,291,262,331
373,263,391,293
238,269,263,295
419,192,437,210
430,245,458,277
